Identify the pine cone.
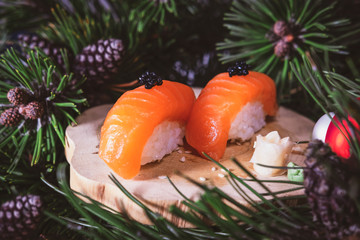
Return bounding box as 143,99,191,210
274,40,291,58
273,20,290,37
0,107,22,126
304,140,360,239
7,88,31,106
22,101,45,120
0,195,43,240
17,33,72,72
73,38,125,85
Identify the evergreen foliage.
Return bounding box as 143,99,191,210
48,160,315,240
291,51,360,160
0,49,86,171
217,0,360,105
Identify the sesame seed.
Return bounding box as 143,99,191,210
180,157,186,163
184,151,192,154
158,176,167,179
218,173,225,178
178,150,183,154
199,177,206,182
211,167,217,171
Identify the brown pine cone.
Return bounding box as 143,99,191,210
7,88,31,106
0,107,22,126
23,102,45,120
17,34,72,72
273,20,290,37
274,40,291,58
304,140,360,239
73,38,125,85
0,195,43,240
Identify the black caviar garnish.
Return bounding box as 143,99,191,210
227,61,251,77
138,71,163,89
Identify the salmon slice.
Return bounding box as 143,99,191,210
185,71,277,161
99,81,196,179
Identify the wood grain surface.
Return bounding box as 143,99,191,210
65,103,314,227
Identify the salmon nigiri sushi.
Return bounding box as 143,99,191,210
99,72,196,179
186,62,277,161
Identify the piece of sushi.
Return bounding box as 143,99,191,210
99,79,196,179
185,70,277,161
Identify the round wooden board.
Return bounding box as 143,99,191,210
65,103,314,227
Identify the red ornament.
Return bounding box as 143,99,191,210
325,115,359,159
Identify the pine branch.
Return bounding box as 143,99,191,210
291,54,360,224
38,2,183,96
217,0,360,103
42,0,180,55
290,50,360,160
0,48,86,171
48,156,318,240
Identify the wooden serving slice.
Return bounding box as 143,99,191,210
65,104,314,227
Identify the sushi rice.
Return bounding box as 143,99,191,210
140,101,266,166
228,101,265,141
141,121,185,165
